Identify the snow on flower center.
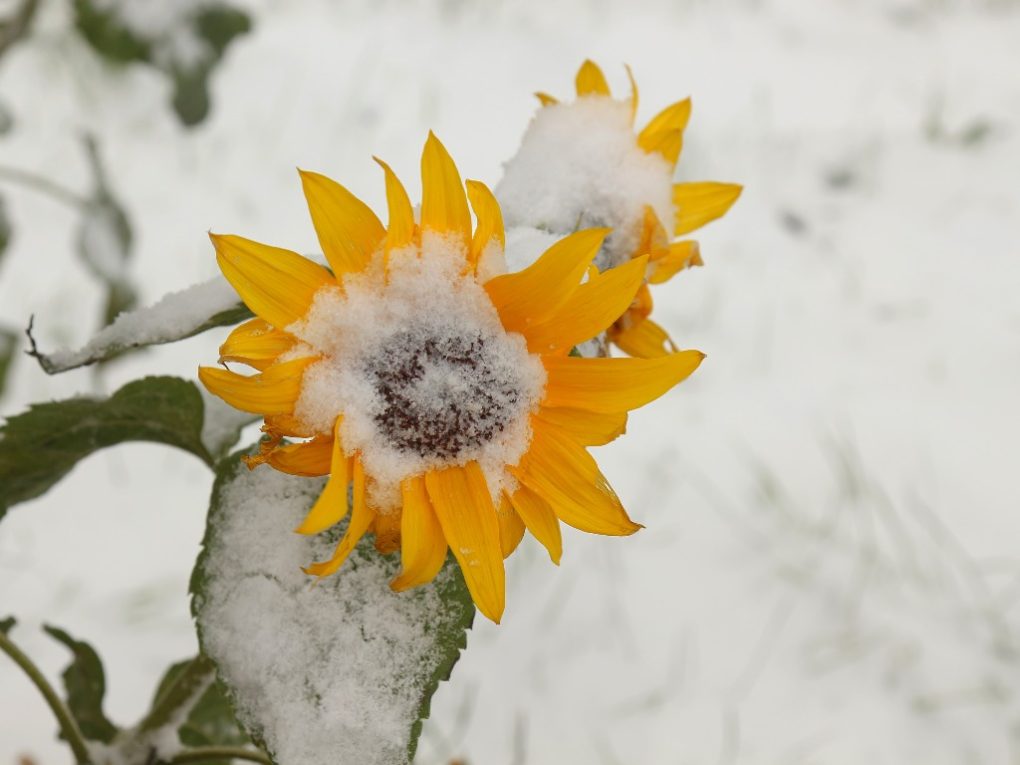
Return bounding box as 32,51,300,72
364,329,524,459
288,234,546,509
495,97,674,271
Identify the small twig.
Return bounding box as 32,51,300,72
0,628,92,764
166,747,272,765
0,164,89,210
23,314,55,373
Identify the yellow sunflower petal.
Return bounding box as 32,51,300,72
673,182,743,236
513,429,639,536
522,254,648,354
373,511,401,554
535,91,558,107
465,179,505,267
218,318,295,371
508,486,562,564
424,462,505,624
211,233,333,330
198,356,315,415
649,240,702,284
294,420,349,534
496,494,526,559
533,407,628,447
266,436,333,477
298,169,385,276
643,128,684,166
263,413,315,439
485,227,609,334
610,317,678,358
575,59,610,97
391,476,448,592
542,351,704,413
625,63,639,124
373,157,416,251
638,98,692,150
420,132,471,247
304,456,373,578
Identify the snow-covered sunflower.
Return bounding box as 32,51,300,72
495,59,742,358
199,134,703,623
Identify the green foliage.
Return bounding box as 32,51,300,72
0,326,16,400
151,657,252,758
0,193,11,266
191,451,476,764
73,0,252,127
0,376,244,521
43,624,118,744
73,0,150,63
0,615,14,635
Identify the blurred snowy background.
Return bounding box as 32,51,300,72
1,0,1019,762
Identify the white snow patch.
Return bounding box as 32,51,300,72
502,225,561,275
42,276,241,371
495,97,674,269
288,236,546,510
195,464,470,765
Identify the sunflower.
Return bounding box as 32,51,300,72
199,133,703,623
495,59,742,359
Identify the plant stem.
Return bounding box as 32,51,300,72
0,0,40,60
167,747,272,765
0,164,89,209
0,628,92,764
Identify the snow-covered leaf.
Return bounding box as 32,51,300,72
43,624,119,744
31,277,251,374
0,376,222,521
191,451,475,765
151,657,252,755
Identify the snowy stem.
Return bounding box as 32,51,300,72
0,0,40,60
167,747,272,765
0,164,88,209
0,628,91,764
138,654,214,733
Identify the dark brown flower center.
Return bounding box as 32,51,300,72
363,330,524,459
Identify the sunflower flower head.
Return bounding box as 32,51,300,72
199,132,704,623
495,59,742,359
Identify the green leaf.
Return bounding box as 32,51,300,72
150,657,252,757
73,0,251,128
170,5,251,126
191,451,475,765
0,615,14,635
0,193,11,267
0,376,218,521
0,326,16,401
42,625,118,744
73,0,151,63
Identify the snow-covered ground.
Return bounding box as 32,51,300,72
2,0,1019,762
